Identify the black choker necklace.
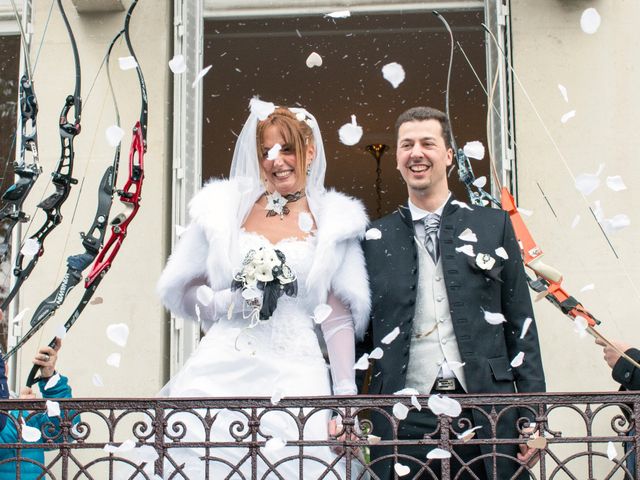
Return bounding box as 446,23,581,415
264,190,305,219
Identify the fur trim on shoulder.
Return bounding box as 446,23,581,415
313,189,369,244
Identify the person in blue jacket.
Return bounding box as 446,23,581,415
0,337,76,479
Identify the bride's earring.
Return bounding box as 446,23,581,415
306,163,312,176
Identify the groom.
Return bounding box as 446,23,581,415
360,106,546,479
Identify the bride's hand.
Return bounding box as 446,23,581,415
328,416,361,455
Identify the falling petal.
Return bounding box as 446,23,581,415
325,10,350,18
592,200,604,221
175,225,187,238
338,115,363,146
580,284,595,292
305,52,323,68
45,373,61,390
606,176,627,192
392,402,409,420
382,62,405,88
607,441,617,460
463,141,485,160
21,238,40,257
580,8,601,34
46,400,60,417
574,316,589,337
191,65,212,88
511,351,525,367
266,143,281,160
484,311,506,325
455,244,475,257
558,84,569,103
369,347,384,360
520,318,532,339
447,361,466,370
365,228,382,240
131,445,159,463
296,212,313,234
393,387,419,396
265,437,287,451
571,215,581,229
457,426,482,441
517,207,533,217
105,125,124,147
106,323,129,347
55,324,67,340
428,394,462,417
106,353,121,368
452,200,473,211
394,463,410,477
104,439,136,454
196,285,215,306
270,388,284,405
90,297,103,305
118,56,137,70
354,353,370,370
560,110,576,124
603,214,631,233
250,97,276,121
168,54,186,74
411,395,422,411
495,247,508,259
381,327,400,344
20,419,41,442
367,434,381,444
92,374,104,387
472,176,487,189
313,303,332,324
12,308,29,327
458,228,477,243
427,448,452,459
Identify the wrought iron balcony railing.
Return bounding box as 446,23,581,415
0,391,637,479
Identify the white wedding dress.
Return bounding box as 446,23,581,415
159,231,365,479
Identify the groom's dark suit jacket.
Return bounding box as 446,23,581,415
360,197,546,477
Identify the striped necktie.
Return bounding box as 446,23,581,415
424,213,440,264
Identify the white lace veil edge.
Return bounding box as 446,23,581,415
228,102,328,222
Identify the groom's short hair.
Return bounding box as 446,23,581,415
394,106,453,149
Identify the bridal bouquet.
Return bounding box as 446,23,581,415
231,247,297,321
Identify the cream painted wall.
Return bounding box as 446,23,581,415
11,0,171,396
511,0,640,393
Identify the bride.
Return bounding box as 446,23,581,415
156,99,370,478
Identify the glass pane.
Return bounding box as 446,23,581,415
203,9,488,219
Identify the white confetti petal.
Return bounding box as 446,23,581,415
394,463,410,477
603,214,631,233
458,228,477,243
367,434,381,444
517,207,533,217
472,176,487,189
558,84,569,103
520,317,533,339
592,200,604,221
381,327,400,344
411,395,422,411
574,316,589,337
560,110,576,124
455,244,475,257
393,387,420,396
495,247,508,259
21,238,40,257
580,8,601,35
365,228,382,240
168,54,186,74
191,65,212,88
175,224,187,238
196,285,215,306
338,115,363,146
131,445,159,463
510,351,525,368
55,324,67,340
104,439,136,454
92,374,104,387
571,215,581,229
427,448,452,459
457,426,482,441
452,200,473,211
580,284,595,292
270,388,284,405
392,402,409,420
606,176,627,192
447,361,466,370
12,308,30,327
298,212,313,233
369,347,384,360
428,394,462,417
354,353,370,370
325,10,350,19
313,303,332,324
484,311,506,325
305,52,323,68
21,419,41,442
118,56,137,70
106,353,121,368
382,62,405,88
607,440,617,460
106,323,129,347
265,437,287,451
46,400,60,417
105,125,124,147
250,98,276,121
44,373,61,390
463,141,485,160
